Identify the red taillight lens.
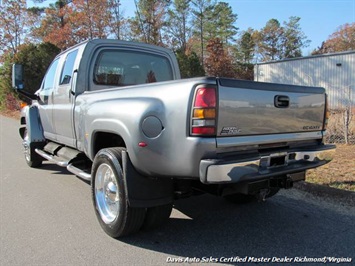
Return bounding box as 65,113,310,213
192,127,216,135
194,88,216,107
191,86,217,136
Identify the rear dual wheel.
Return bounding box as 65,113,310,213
91,147,172,238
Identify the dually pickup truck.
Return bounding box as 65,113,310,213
13,39,335,238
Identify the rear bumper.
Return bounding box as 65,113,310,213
199,144,336,184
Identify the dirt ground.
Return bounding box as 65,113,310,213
306,144,355,191
0,109,21,119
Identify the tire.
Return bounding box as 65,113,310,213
142,203,173,231
23,129,43,168
91,147,146,238
224,188,280,204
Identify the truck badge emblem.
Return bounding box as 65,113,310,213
221,126,241,135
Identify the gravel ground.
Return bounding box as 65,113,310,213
294,181,355,207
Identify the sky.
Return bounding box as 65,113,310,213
28,0,355,55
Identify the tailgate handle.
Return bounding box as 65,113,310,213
274,95,290,108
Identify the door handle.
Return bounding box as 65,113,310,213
274,95,290,108
69,70,78,98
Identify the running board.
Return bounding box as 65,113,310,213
35,148,92,181
67,163,91,181
35,148,69,167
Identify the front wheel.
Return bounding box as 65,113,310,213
91,147,146,238
23,129,43,168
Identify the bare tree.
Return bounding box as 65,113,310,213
0,0,28,59
343,85,354,144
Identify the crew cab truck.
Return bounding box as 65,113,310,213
13,39,335,238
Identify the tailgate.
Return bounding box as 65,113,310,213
217,79,326,137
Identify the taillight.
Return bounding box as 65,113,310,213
194,87,216,107
191,87,217,136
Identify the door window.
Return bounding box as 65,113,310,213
60,50,78,85
40,58,59,103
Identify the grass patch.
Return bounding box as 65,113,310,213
306,144,355,192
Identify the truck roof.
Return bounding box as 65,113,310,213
57,39,174,58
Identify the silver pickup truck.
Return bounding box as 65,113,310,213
13,39,335,238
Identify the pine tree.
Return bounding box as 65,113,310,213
205,2,238,44
282,16,310,58
167,0,191,52
175,49,205,78
259,19,283,61
130,0,170,46
237,30,255,63
191,0,213,64
109,0,128,40
256,17,309,61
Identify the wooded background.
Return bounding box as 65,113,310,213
1,0,354,110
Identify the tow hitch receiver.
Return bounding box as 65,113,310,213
270,176,294,189
260,152,288,168
219,171,306,200
254,176,294,201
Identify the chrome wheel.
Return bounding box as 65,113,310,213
95,163,120,224
23,130,31,163
91,147,146,238
22,129,42,168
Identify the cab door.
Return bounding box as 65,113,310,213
52,49,79,148
37,58,60,141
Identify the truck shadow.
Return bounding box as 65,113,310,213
29,160,354,260
119,193,355,260
36,162,91,184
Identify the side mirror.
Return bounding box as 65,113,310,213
12,64,24,90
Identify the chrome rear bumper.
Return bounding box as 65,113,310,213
199,145,336,184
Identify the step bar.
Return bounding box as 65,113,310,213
67,163,91,181
35,148,92,181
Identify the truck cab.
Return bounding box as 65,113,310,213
33,40,180,148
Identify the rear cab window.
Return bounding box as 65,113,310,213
92,50,173,89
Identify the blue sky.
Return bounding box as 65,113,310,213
28,0,355,55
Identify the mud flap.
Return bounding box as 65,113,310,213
122,151,174,208
22,106,46,143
